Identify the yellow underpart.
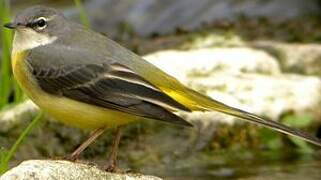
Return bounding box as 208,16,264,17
12,51,138,130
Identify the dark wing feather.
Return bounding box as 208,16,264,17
29,62,192,126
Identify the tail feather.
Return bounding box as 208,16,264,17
212,104,321,147
179,88,321,147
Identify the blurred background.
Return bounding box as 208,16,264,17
1,0,321,179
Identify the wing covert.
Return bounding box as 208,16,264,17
27,61,191,126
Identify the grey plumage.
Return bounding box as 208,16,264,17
27,38,192,126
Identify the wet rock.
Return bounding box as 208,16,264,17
241,162,321,180
73,0,321,37
10,0,321,38
0,160,162,180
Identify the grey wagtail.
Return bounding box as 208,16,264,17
4,6,321,171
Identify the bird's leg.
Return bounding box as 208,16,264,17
65,127,106,161
104,126,123,172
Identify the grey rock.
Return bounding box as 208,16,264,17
0,160,162,180
10,0,321,37
0,100,38,133
74,0,321,36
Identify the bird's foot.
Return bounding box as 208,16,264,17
104,162,117,172
103,160,124,173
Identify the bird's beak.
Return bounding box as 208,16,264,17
4,22,17,29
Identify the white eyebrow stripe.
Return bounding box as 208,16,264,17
35,15,56,22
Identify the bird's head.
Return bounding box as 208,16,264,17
4,5,68,53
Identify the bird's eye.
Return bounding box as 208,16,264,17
35,17,47,30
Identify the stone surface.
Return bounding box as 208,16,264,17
9,0,321,39
79,0,320,37
0,100,38,133
0,160,162,180
254,41,321,76
144,48,281,80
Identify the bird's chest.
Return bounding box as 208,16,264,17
11,51,137,129
12,51,32,90
12,51,44,101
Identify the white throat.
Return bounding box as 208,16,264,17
12,28,57,54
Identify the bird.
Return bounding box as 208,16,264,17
4,5,321,171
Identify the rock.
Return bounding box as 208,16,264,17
0,160,162,180
10,0,321,38
144,48,281,81
253,41,321,76
0,100,38,133
69,0,321,37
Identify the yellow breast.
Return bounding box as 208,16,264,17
12,51,138,129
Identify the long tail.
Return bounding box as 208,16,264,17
172,88,321,147
209,101,321,147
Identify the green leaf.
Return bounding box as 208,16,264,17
283,114,313,128
282,113,314,152
74,0,91,28
289,137,314,154
0,147,8,162
0,0,13,109
0,112,44,175
259,128,283,150
0,147,8,174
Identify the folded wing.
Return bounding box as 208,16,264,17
29,61,192,126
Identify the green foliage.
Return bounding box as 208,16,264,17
0,0,13,109
259,128,283,150
283,114,313,128
0,0,23,110
0,111,44,175
283,114,314,153
73,0,91,28
0,147,8,166
260,113,314,153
